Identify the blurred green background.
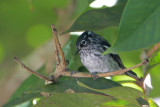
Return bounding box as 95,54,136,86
1,0,160,106
0,0,73,105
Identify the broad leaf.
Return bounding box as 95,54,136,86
63,35,82,70
110,0,160,52
6,35,121,106
103,99,133,107
9,66,45,101
29,77,121,94
78,81,144,106
148,98,159,107
95,27,118,46
72,0,94,19
150,51,160,66
34,93,115,107
64,1,126,33
150,65,160,97
3,93,40,107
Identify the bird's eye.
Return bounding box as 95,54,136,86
81,40,86,45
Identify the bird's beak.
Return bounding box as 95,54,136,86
75,49,80,55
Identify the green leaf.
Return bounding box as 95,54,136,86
6,35,121,106
146,52,160,98
3,93,40,107
148,98,159,107
9,66,45,101
78,81,143,106
150,51,160,66
96,27,118,44
29,77,121,94
103,99,132,106
72,0,94,19
110,0,160,52
63,35,82,70
64,2,126,33
150,65,160,97
34,93,115,107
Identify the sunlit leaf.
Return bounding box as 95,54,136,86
148,98,159,107
150,65,160,98
78,81,144,106
103,99,131,106
150,51,160,66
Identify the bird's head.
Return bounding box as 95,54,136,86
76,30,111,54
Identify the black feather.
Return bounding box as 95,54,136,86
103,43,138,78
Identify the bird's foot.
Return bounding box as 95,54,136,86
70,71,78,81
91,72,98,80
65,68,69,71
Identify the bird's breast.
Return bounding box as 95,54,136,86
80,49,120,73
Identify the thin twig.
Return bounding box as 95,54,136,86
146,43,160,58
14,56,148,80
51,24,66,66
52,27,60,64
142,43,160,81
50,25,67,80
14,57,53,81
139,43,160,95
61,59,148,77
15,25,159,82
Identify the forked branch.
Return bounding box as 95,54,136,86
15,25,160,82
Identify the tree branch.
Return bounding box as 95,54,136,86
51,25,66,66
146,43,160,58
15,25,160,82
142,43,160,80
61,59,148,77
14,55,148,81
14,57,52,81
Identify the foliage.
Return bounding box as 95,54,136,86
1,0,160,107
109,0,160,52
64,1,126,33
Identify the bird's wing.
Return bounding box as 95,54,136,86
109,53,125,68
101,40,137,77
99,38,125,68
109,53,137,77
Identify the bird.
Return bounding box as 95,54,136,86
76,30,137,79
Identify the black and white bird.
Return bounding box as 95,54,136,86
76,30,137,79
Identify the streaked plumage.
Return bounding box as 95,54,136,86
76,31,137,77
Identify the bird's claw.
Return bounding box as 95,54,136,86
143,58,149,64
91,72,98,80
70,71,77,76
70,71,78,81
65,68,69,71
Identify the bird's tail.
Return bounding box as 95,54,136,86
125,70,137,78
